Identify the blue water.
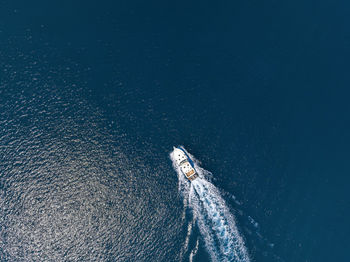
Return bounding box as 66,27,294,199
1,0,349,261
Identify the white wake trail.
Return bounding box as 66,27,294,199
171,148,250,262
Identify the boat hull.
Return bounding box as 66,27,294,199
173,147,198,181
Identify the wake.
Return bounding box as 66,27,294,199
171,148,250,262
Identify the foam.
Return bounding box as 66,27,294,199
170,148,250,262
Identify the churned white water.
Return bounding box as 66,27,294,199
170,148,250,262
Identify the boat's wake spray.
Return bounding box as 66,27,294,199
170,148,250,262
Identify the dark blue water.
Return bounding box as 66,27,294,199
1,0,349,261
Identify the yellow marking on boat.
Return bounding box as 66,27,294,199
186,170,195,177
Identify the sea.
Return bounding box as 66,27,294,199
0,0,349,261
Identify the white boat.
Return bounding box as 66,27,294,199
173,147,198,181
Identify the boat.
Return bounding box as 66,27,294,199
173,147,199,181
